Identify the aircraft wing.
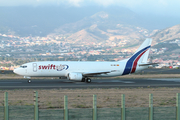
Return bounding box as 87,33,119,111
83,71,112,76
83,70,118,76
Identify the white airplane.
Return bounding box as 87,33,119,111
14,38,154,83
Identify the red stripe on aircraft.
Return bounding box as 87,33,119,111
131,50,148,73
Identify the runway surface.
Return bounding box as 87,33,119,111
1,78,180,89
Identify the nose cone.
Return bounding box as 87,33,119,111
13,68,20,75
13,69,17,74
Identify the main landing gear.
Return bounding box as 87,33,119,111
86,78,91,83
82,78,91,83
27,79,31,83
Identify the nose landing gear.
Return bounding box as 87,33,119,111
24,76,31,83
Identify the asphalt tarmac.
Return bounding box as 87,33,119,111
1,78,180,89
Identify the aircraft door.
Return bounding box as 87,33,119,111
33,63,37,72
25,68,27,73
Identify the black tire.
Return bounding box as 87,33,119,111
28,80,31,83
86,78,91,83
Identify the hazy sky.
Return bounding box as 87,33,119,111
0,0,180,17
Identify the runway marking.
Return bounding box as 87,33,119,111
97,80,135,83
113,80,134,83
149,78,180,82
123,81,134,83
0,82,22,83
112,80,122,82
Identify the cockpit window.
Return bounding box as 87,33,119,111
20,66,27,68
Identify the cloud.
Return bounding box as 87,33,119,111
0,0,84,6
0,0,180,16
0,0,179,8
0,0,179,18
67,0,84,7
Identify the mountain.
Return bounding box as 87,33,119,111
0,6,99,36
50,10,150,45
152,24,180,44
1,6,180,47
0,6,177,37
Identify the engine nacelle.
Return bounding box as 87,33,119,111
68,73,83,81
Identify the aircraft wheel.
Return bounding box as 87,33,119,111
86,78,91,83
27,80,31,83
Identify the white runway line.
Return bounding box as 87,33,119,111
111,80,134,83
97,80,135,83
0,82,22,84
123,81,134,83
149,78,180,82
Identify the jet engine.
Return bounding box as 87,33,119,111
68,73,83,81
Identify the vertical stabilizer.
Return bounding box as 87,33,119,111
133,38,152,56
122,38,152,75
135,38,152,64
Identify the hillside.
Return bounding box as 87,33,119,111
51,11,149,45
152,24,180,43
0,6,180,48
66,29,103,45
0,6,173,37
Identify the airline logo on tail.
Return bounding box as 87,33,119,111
122,46,150,75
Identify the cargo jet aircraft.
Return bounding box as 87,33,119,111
14,38,154,83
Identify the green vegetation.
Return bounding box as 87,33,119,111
153,42,180,51
71,104,91,108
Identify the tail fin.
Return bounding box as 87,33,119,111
122,38,152,75
132,38,152,64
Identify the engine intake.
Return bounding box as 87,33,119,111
68,73,83,81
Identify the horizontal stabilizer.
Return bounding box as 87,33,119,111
139,63,159,66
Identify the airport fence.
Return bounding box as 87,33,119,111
1,91,180,120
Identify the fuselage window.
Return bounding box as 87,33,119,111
20,66,27,68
